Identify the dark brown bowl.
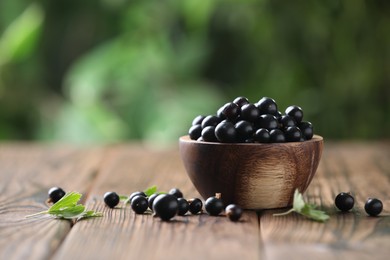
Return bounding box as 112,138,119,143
179,135,323,209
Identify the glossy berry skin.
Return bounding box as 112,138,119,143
169,188,183,198
225,204,243,222
201,126,218,142
215,121,237,143
240,104,259,122
284,126,302,142
177,198,189,216
148,193,159,210
201,115,221,128
217,102,241,120
153,194,178,221
334,192,354,212
285,105,303,123
48,187,66,203
233,96,250,107
131,195,149,214
188,198,203,214
279,115,296,129
254,128,270,143
205,196,224,216
270,129,286,143
365,198,383,216
235,120,254,141
256,97,278,115
192,115,205,126
189,124,202,140
298,121,314,140
256,114,278,130
104,191,120,208
128,191,146,203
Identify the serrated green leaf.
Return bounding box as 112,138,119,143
144,185,158,197
49,192,82,212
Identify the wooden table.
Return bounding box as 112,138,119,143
0,141,389,260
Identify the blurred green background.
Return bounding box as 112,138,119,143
0,0,389,144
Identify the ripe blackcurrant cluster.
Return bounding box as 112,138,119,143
334,192,383,217
103,189,242,222
189,97,314,143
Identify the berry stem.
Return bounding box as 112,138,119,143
272,208,295,217
25,210,49,218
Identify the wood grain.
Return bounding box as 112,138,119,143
259,142,390,260
52,144,261,260
0,143,104,260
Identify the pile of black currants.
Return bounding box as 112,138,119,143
188,96,314,143
104,189,242,222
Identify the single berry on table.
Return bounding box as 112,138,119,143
48,187,66,203
334,192,355,212
205,194,224,216
153,194,179,221
225,204,243,222
104,191,120,208
148,193,159,210
364,198,383,216
128,191,146,203
169,188,183,198
188,198,203,215
285,105,303,123
131,195,149,214
177,198,189,216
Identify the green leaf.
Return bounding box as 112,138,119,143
144,185,158,197
273,189,329,222
48,192,82,212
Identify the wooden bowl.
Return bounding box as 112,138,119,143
179,135,323,209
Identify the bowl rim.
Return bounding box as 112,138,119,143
179,134,323,146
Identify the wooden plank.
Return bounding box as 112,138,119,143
52,144,261,260
0,143,104,260
259,142,390,260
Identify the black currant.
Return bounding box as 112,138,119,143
233,96,250,107
131,195,149,214
256,114,278,130
334,192,354,212
240,104,259,122
169,188,183,198
148,193,159,210
298,121,314,140
365,198,383,216
215,121,237,143
104,191,120,208
270,129,286,143
256,97,278,115
153,194,178,221
253,128,271,143
177,198,189,216
279,115,296,129
284,126,302,142
217,102,241,120
192,115,205,126
205,195,224,216
234,120,254,141
189,124,202,140
201,115,221,128
48,187,66,203
128,191,146,203
225,204,243,222
285,105,303,123
201,126,218,142
188,198,203,215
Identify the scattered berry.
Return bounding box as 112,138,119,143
334,192,354,212
177,198,189,216
128,191,146,203
148,193,160,210
48,187,66,203
188,198,203,215
365,198,383,216
205,195,224,216
169,188,183,198
153,194,178,221
104,191,120,208
225,204,243,222
131,195,149,214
